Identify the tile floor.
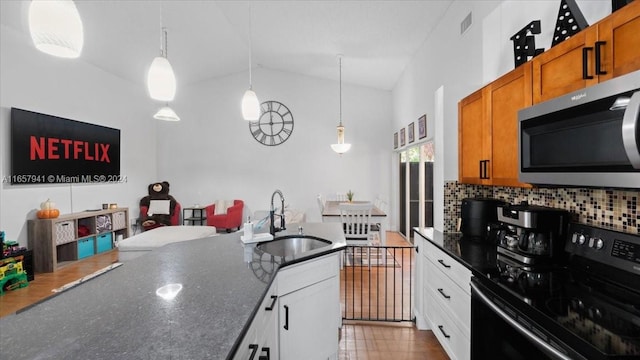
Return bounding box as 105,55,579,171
339,321,449,360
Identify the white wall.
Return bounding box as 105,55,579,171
391,0,611,231
0,24,158,246
156,67,392,224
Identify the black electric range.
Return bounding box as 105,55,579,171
470,223,640,360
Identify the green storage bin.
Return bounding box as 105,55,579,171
96,233,113,253
77,237,95,259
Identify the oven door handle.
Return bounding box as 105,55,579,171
470,281,573,360
622,91,640,169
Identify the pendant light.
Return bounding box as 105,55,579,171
331,55,352,154
153,104,181,122
241,2,260,121
147,5,176,102
28,0,84,58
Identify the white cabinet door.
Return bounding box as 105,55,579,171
279,276,340,360
413,232,430,330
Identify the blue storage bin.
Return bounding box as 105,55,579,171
77,237,95,259
96,233,113,253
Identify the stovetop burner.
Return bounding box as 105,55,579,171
485,257,640,357
482,222,640,358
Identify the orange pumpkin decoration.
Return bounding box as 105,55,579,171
37,209,60,219
37,199,60,219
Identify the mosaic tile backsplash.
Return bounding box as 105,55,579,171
444,181,639,235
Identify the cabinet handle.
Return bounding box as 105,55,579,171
258,347,270,360
416,246,419,253
438,325,451,339
437,259,451,269
265,295,278,311
437,288,451,299
582,47,594,79
595,41,607,75
284,305,289,330
478,160,490,179
248,344,259,360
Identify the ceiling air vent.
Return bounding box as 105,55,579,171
461,12,472,35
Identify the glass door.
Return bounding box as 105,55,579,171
399,142,434,241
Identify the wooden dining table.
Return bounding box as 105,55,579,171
321,200,388,247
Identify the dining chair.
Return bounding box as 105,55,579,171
374,196,388,213
336,192,348,202
370,197,388,245
338,202,379,268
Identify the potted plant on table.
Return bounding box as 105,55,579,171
346,190,354,202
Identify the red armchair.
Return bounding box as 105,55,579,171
140,202,181,231
205,200,244,232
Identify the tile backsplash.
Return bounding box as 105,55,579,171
444,181,639,235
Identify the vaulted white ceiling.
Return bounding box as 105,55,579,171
1,0,454,90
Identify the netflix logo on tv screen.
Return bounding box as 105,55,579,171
10,108,121,184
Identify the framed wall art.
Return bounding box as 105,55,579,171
408,122,415,143
393,132,398,149
418,114,427,139
400,128,406,147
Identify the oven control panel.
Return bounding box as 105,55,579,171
566,223,640,276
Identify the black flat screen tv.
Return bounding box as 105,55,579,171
10,108,121,185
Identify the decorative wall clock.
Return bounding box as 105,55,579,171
249,100,294,146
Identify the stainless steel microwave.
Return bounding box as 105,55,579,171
519,70,640,188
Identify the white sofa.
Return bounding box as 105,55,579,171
117,225,218,260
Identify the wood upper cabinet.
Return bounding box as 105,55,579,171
458,88,486,185
597,0,640,81
532,1,640,104
458,63,532,188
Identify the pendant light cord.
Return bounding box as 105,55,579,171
159,3,165,57
339,56,343,126
248,1,253,89
162,28,168,58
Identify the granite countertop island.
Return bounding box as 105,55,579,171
0,222,346,359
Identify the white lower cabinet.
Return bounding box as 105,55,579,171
279,276,339,359
427,291,470,360
415,231,471,360
234,252,340,360
234,281,279,360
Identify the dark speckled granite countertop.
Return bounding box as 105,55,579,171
0,222,345,360
413,227,497,275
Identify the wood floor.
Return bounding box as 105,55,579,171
0,232,448,360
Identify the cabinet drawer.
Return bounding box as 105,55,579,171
96,233,113,253
55,221,76,245
77,237,95,259
425,258,471,336
256,281,279,336
423,239,471,294
112,211,127,230
278,253,339,295
232,323,257,360
428,291,470,360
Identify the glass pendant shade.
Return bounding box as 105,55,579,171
28,0,84,58
242,88,260,121
147,56,176,102
331,125,352,154
153,104,180,121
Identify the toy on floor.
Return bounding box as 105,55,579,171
0,256,28,295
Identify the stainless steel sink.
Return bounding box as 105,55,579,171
256,235,331,258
